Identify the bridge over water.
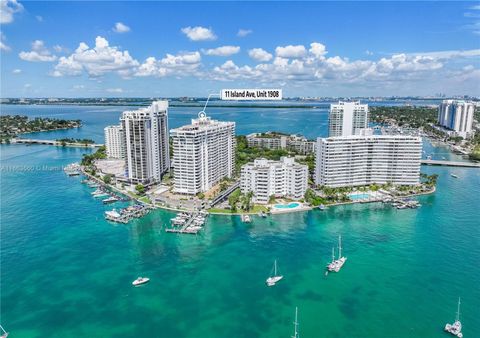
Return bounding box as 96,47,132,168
421,159,480,168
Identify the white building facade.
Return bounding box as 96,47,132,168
104,125,125,159
315,131,422,187
241,157,308,204
246,132,315,154
329,101,369,137
437,100,475,138
171,113,235,195
120,101,170,184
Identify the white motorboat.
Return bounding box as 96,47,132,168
451,174,458,178
318,204,326,210
444,298,463,337
242,214,252,223
0,324,8,338
266,259,283,286
327,235,347,272
105,209,121,218
132,277,150,286
102,196,119,204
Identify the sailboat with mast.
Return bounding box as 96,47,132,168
444,297,463,337
291,307,299,338
266,259,283,286
327,235,347,272
0,324,9,338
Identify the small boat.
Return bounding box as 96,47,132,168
451,174,458,178
0,324,8,338
105,209,121,218
327,235,347,272
266,259,283,286
292,307,299,338
318,204,325,210
259,211,267,218
132,277,150,286
242,214,252,223
444,297,463,337
103,196,119,204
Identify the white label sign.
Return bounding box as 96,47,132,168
221,89,282,101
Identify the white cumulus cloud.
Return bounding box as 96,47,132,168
202,45,240,56
135,51,202,78
275,45,307,58
1,0,23,24
248,48,273,62
1,32,11,51
12,68,21,74
309,42,327,58
52,36,139,77
181,26,217,41
113,22,130,33
19,40,57,62
237,29,253,37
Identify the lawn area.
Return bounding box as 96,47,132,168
208,204,269,214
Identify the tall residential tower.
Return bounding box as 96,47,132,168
437,100,475,138
171,112,235,195
104,125,125,159
328,101,369,137
121,101,170,184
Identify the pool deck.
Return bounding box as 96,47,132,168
270,203,312,214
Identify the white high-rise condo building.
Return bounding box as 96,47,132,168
121,101,170,184
104,125,125,159
329,101,369,137
437,100,475,138
315,130,422,187
241,157,308,204
171,112,235,195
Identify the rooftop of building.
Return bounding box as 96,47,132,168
170,114,235,133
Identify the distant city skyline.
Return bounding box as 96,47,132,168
1,1,479,98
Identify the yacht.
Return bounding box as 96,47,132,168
451,174,458,178
132,277,150,286
242,214,252,223
327,235,347,272
266,260,283,286
444,298,463,337
102,196,119,204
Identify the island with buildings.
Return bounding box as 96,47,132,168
72,97,475,225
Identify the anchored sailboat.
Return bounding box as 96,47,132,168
327,235,347,272
0,324,8,338
291,307,299,338
266,259,283,286
444,297,463,337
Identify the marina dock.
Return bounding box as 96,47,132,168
165,211,208,234
105,205,152,223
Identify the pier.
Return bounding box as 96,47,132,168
12,138,104,148
165,211,208,234
421,159,480,168
105,205,152,223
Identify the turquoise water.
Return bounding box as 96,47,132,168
274,202,301,209
1,104,479,337
349,193,371,201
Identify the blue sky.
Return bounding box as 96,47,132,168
1,1,479,97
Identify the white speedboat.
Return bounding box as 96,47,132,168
0,324,8,338
444,298,463,337
327,235,347,272
132,277,150,286
242,214,252,223
451,174,458,178
103,196,119,204
266,260,283,286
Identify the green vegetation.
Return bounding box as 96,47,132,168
103,174,112,185
135,184,146,195
304,188,327,206
209,205,268,214
56,138,95,146
0,115,81,143
80,146,107,166
226,188,256,212
235,135,291,174
420,173,439,188
369,106,437,128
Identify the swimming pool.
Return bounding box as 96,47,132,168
349,193,370,200
274,202,300,209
